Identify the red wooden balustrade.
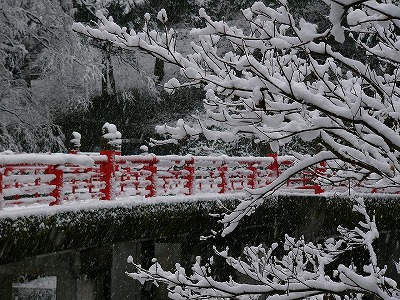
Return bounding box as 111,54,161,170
0,151,326,209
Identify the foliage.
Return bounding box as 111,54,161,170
0,123,65,153
74,0,400,298
74,0,400,223
0,0,102,152
127,198,399,300
0,0,161,152
57,86,203,153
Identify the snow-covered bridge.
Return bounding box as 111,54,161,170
1,149,400,299
1,192,399,300
1,148,400,299
0,150,328,210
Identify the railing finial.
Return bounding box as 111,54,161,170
140,145,149,154
69,131,81,154
101,122,122,152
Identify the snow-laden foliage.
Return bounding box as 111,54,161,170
74,0,400,229
74,2,400,298
0,0,102,152
126,198,399,300
75,0,146,16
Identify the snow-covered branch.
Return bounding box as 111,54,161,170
127,198,400,300
71,1,400,298
72,0,400,234
73,0,400,190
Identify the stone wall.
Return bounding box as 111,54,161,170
1,195,399,299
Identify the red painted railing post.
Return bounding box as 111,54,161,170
14,168,20,200
218,161,227,194
313,161,326,194
248,162,257,189
315,161,326,178
34,169,40,198
99,122,122,200
48,165,63,206
100,150,115,200
267,154,279,183
313,184,324,194
184,157,195,195
144,156,157,197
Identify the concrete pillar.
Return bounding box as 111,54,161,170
57,274,79,300
0,274,13,300
77,276,97,300
154,242,181,300
110,240,182,300
46,250,100,300
111,240,141,300
57,274,99,300
154,243,181,271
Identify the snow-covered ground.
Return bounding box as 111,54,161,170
12,276,56,300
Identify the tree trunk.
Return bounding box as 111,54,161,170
101,50,108,98
101,43,116,98
107,51,116,96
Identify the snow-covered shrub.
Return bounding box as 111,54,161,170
0,123,65,153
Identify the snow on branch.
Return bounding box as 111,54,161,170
127,198,400,299
73,0,400,233
219,150,337,236
71,1,400,298
73,0,400,191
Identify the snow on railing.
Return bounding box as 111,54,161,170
0,150,325,210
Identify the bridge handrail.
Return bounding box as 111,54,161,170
0,151,324,209
115,154,291,163
0,153,95,166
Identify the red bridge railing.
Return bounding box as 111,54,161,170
0,151,324,210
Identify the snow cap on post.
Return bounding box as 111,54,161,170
140,145,149,154
69,131,81,153
101,122,122,151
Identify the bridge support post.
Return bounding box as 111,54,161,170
57,274,104,300
111,240,142,300
56,275,79,300
110,240,182,300
154,242,181,300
